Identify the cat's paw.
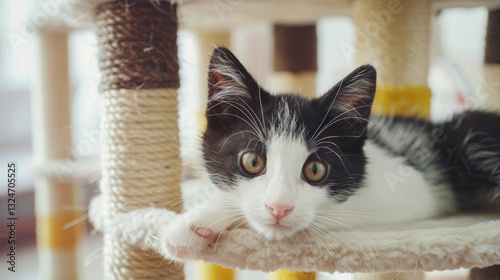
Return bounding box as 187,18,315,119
159,211,224,260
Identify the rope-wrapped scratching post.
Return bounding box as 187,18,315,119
353,0,431,119
96,1,183,278
482,8,500,113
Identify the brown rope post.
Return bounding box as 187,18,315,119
95,1,183,278
270,24,318,98
481,8,500,113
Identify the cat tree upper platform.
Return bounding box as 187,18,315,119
61,0,500,30
178,0,500,30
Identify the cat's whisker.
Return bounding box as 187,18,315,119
303,224,328,257
311,144,351,177
310,218,376,271
208,108,263,140
315,210,401,230
158,197,185,211
220,131,261,152
311,79,344,142
299,228,315,253
311,112,373,145
208,97,265,138
307,223,342,259
84,246,102,267
214,217,246,250
312,216,380,262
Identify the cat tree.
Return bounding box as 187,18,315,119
59,0,500,279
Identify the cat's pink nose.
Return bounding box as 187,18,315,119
266,204,294,221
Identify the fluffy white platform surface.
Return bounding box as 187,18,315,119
90,194,500,274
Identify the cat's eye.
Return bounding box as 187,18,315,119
240,151,266,175
303,160,328,183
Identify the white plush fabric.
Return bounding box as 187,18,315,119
90,195,500,274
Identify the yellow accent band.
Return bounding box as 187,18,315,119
270,270,316,280
37,213,84,249
196,262,235,280
372,86,432,119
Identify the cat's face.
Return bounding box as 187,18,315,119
203,47,376,240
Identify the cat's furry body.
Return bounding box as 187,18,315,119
162,47,499,258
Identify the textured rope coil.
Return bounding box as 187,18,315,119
100,88,183,279
96,0,180,91
353,0,431,86
96,1,183,279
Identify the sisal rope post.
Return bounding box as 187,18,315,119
32,28,83,280
353,0,432,119
95,1,183,279
268,23,318,280
269,24,318,98
481,8,500,113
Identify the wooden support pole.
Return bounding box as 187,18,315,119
32,29,83,280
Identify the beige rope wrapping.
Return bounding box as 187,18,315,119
353,0,431,86
100,88,183,279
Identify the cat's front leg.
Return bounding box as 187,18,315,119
159,208,238,261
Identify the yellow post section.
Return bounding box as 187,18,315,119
270,270,316,280
37,212,84,249
196,262,235,280
372,86,432,120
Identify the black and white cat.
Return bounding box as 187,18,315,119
163,47,499,258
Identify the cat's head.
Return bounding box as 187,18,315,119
202,47,376,240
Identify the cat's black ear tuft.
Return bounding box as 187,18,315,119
207,46,257,100
316,65,377,135
205,47,264,126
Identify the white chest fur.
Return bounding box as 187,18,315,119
333,141,453,226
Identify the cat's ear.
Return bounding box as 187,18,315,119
316,65,376,135
207,47,260,104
